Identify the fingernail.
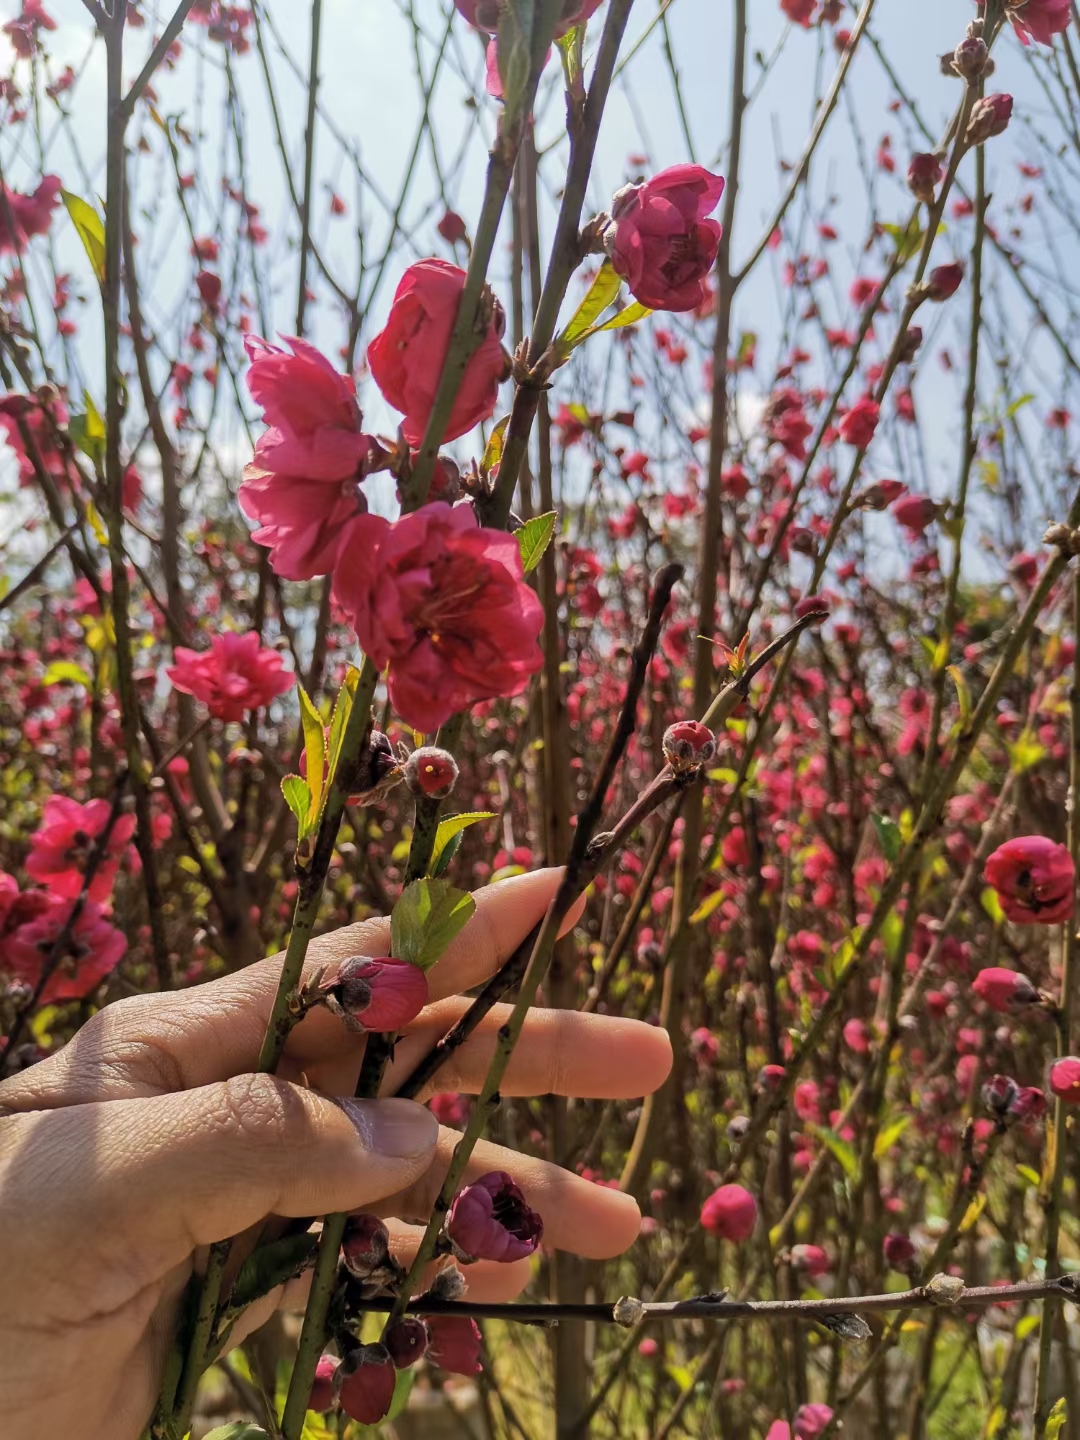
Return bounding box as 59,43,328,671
338,1097,438,1157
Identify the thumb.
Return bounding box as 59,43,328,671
6,1075,438,1281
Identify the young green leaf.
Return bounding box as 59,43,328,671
230,1231,319,1314
871,814,902,864
326,664,360,789
1047,1398,1068,1439
61,189,106,284
281,774,313,837
481,415,511,478
202,1426,270,1440
809,1124,858,1180
391,878,476,972
42,660,92,688
298,685,326,824
429,812,496,876
591,299,652,334
517,511,557,573
557,261,622,354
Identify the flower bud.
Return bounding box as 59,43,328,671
898,326,924,363
952,35,989,80
447,1171,544,1262
854,478,905,512
342,1214,391,1279
405,745,460,799
790,1244,831,1277
308,1353,340,1412
925,263,964,302
966,93,1014,144
426,1314,483,1374
972,967,1040,1013
883,1232,917,1273
334,1344,396,1425
385,1317,429,1368
985,836,1074,924
907,152,943,204
1049,1056,1080,1104
891,493,941,534
427,1264,468,1301
326,955,428,1032
982,1073,1019,1116
700,1184,757,1242
1009,1085,1047,1123
662,720,717,776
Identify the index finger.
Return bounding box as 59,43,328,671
0,867,582,1111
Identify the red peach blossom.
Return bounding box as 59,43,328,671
0,895,126,1002
447,1171,544,1262
240,334,375,580
426,1314,483,1374
0,174,61,251
985,835,1074,924
606,165,725,312
1049,1056,1080,1103
1008,0,1070,45
25,796,136,902
367,259,507,446
332,503,543,731
700,1183,757,1241
167,631,295,722
838,396,880,448
972,967,1040,1013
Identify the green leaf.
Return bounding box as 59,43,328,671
298,685,326,824
690,888,726,924
1016,1313,1041,1341
430,812,496,877
1007,731,1047,775
481,414,511,478
42,660,92,688
69,393,106,467
202,1427,270,1440
1016,1163,1041,1187
387,1364,416,1422
591,299,653,334
873,1116,910,1160
1005,392,1035,419
871,814,902,864
557,261,623,353
230,1231,319,1313
883,215,923,263
281,774,313,836
947,665,972,732
809,1124,858,1180
517,511,558,573
391,878,476,972
1047,1398,1068,1439
977,887,1004,927
61,189,106,284
326,664,359,790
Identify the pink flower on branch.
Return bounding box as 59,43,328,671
1,895,126,1002
167,631,295,722
985,835,1075,924
447,1171,544,1263
1005,0,1070,45
367,258,508,447
0,174,61,251
332,503,543,732
700,1183,757,1241
239,335,377,580
25,796,135,902
605,164,725,312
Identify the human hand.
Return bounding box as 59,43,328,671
0,868,672,1440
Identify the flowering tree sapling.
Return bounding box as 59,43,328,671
2,0,1080,1438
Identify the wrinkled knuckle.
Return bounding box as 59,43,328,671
215,1072,309,1147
